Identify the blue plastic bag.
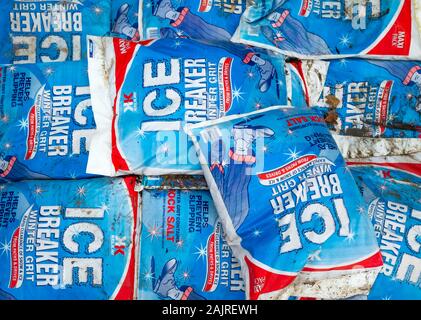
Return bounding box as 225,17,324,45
87,36,291,176
138,187,245,300
0,62,96,181
234,0,421,59
0,176,139,300
298,58,421,138
0,0,111,64
186,106,382,299
350,162,421,300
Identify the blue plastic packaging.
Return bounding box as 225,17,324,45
350,162,421,300
235,0,421,59
87,36,291,176
138,187,245,300
0,0,111,64
0,177,139,300
186,106,383,299
0,61,96,181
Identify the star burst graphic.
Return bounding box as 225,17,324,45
142,270,155,281
175,238,184,249
17,118,28,131
0,239,11,256
380,183,388,193
374,170,384,178
100,203,109,213
34,186,45,196
44,67,54,76
136,127,147,139
357,206,366,214
339,34,351,47
194,243,207,260
345,230,355,243
172,40,183,49
232,86,244,102
308,249,322,262
181,270,191,281
284,147,301,161
92,6,103,14
76,186,87,197
338,59,348,67
147,223,161,241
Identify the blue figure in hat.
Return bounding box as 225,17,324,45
209,121,275,230
113,0,277,93
367,60,421,112
260,10,331,56
0,153,48,181
152,258,206,300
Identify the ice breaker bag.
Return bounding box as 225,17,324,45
233,0,421,59
0,61,97,181
297,58,421,138
87,35,290,176
185,106,383,300
349,162,421,300
0,0,111,64
138,187,245,300
0,177,139,300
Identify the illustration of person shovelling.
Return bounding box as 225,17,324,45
149,121,274,300
151,257,206,300
259,1,391,56
112,1,277,93
209,118,275,229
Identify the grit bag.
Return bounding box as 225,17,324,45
0,177,139,300
138,187,245,300
0,62,97,181
185,106,383,300
0,0,112,65
349,162,421,300
234,0,421,59
296,58,421,138
87,35,290,176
